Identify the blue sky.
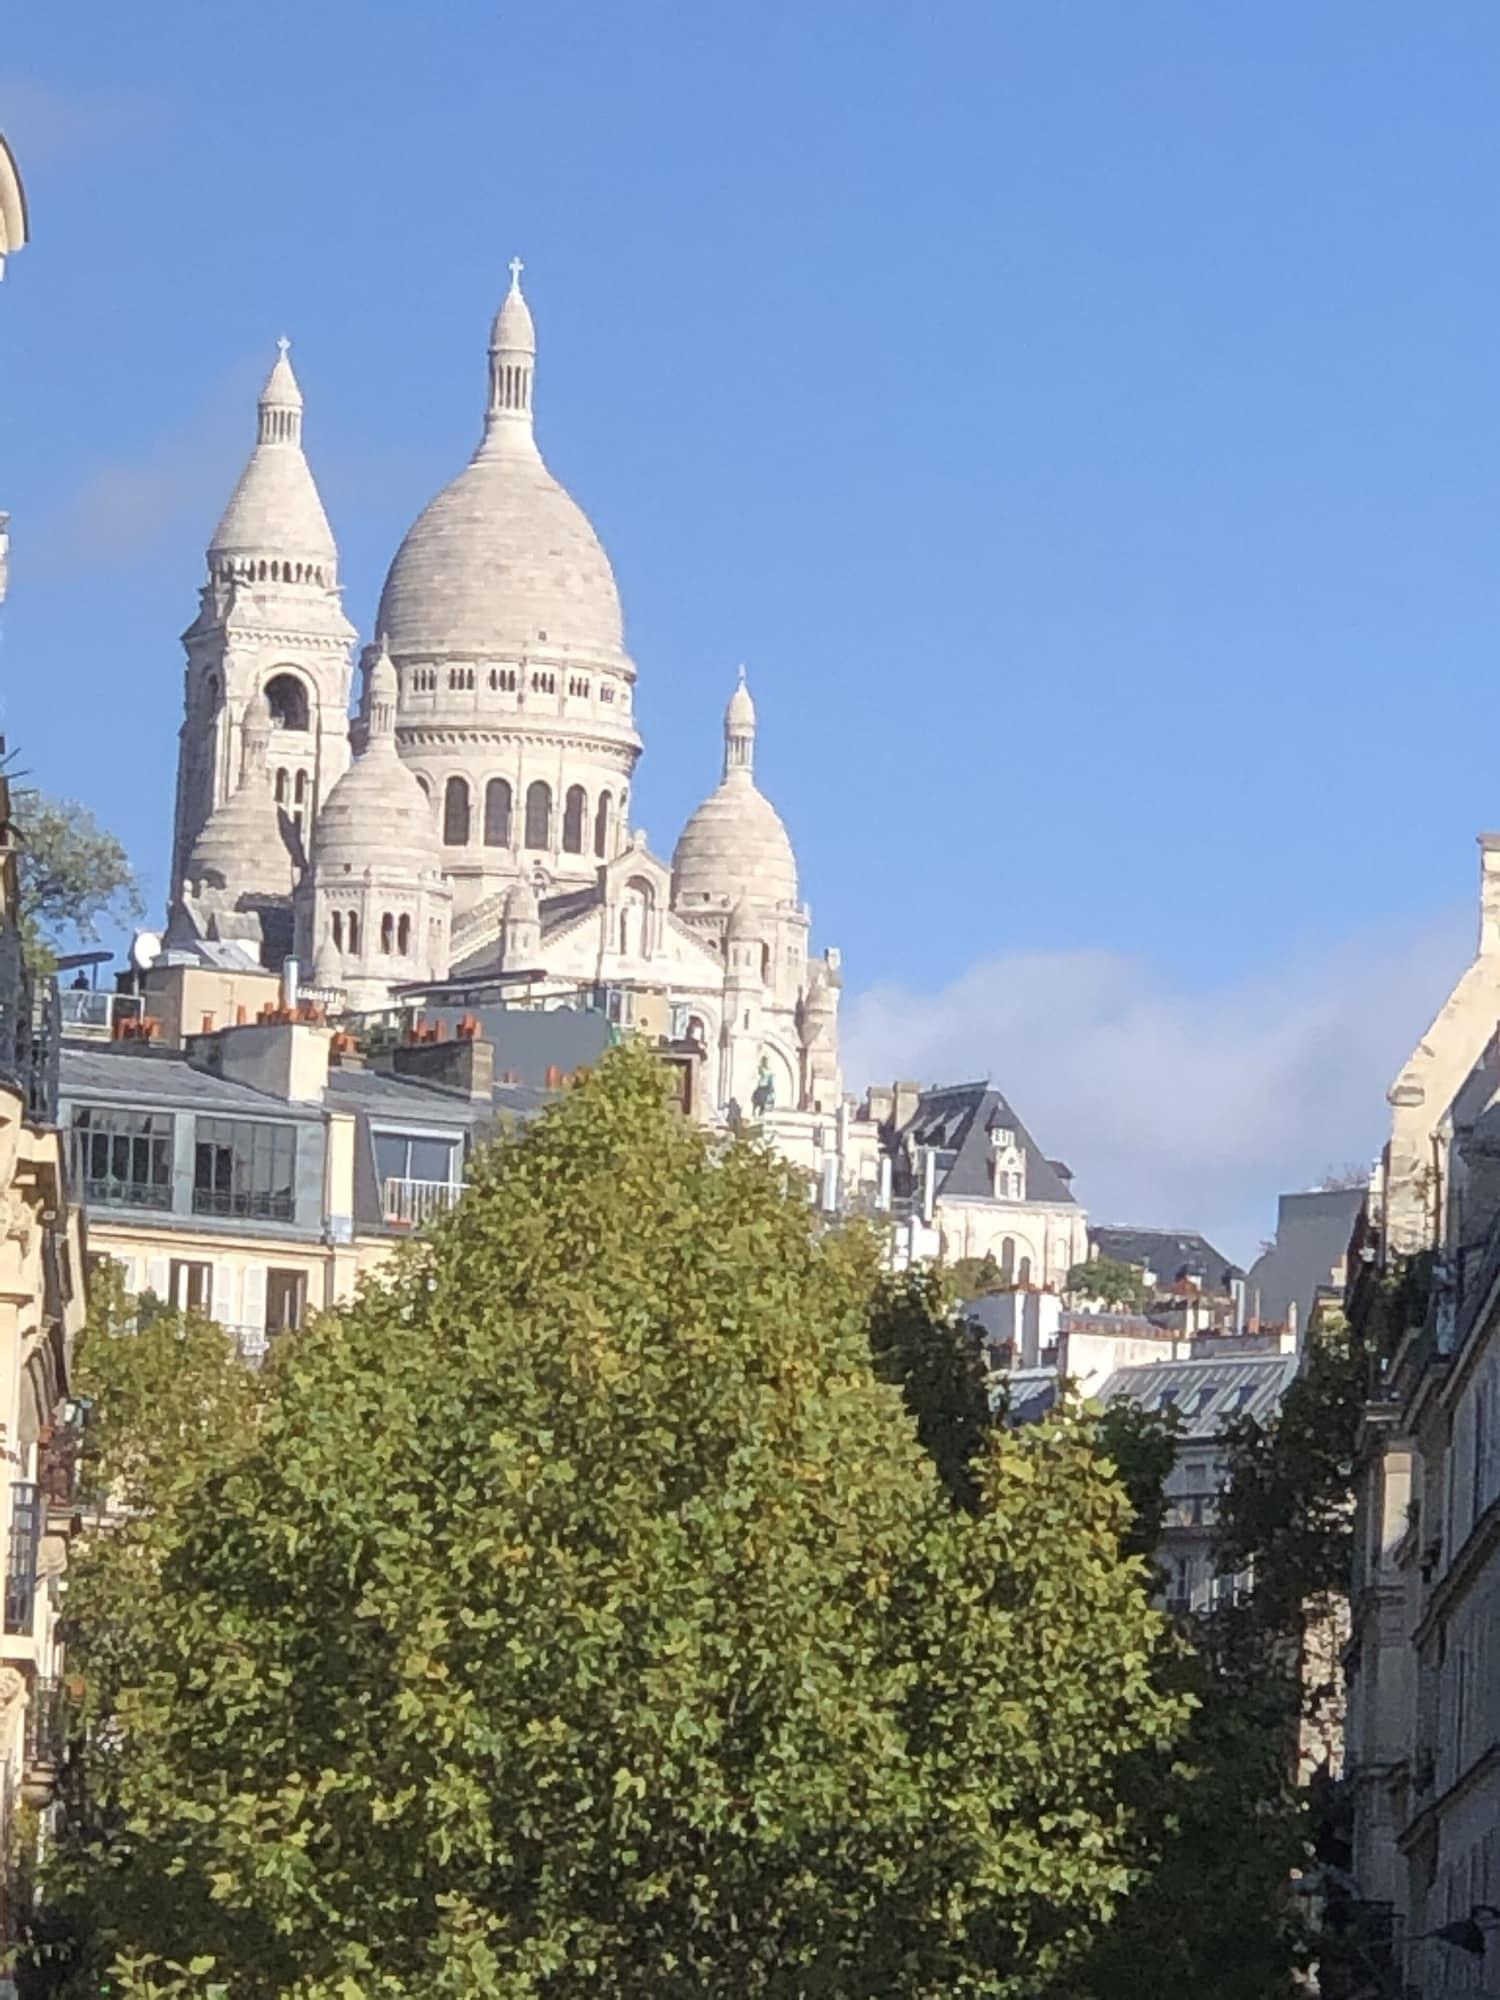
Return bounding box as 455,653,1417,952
3,2,1498,1252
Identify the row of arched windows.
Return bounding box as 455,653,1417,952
214,558,327,587
394,664,628,707
330,909,414,958
438,776,613,858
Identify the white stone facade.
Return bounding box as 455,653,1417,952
165,269,841,1123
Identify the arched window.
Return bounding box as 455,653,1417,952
1017,1255,1032,1288
347,910,360,955
524,779,551,849
397,913,411,956
264,672,309,731
380,912,394,954
1000,1237,1016,1284
331,911,343,951
593,791,611,859
274,769,289,805
483,777,512,847
270,561,280,582
443,775,471,846
562,785,586,854
294,770,307,805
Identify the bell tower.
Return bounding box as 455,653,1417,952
170,340,356,904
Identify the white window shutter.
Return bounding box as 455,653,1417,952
241,1264,268,1337
144,1257,170,1304
211,1262,235,1329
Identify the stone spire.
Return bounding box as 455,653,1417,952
724,667,756,779
257,336,303,444
208,338,337,574
482,257,538,454
365,638,399,743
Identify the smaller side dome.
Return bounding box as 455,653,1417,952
309,648,438,874
671,673,798,912
209,339,337,568
310,931,344,988
184,690,296,898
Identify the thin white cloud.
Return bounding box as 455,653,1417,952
842,907,1473,1261
41,364,256,573
0,75,161,168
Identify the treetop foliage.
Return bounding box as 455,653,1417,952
11,788,142,972
1064,1257,1151,1313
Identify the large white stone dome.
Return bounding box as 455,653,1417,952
375,266,625,666
672,769,799,911
376,450,624,664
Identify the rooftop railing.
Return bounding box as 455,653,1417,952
381,1177,462,1229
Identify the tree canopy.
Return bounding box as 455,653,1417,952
44,1045,1184,2000
11,788,142,972
1064,1257,1151,1314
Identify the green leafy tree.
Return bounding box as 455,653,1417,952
1065,1256,1151,1313
865,1258,992,1512
42,1047,1184,2000
1095,1399,1180,1561
946,1251,1007,1299
11,789,142,972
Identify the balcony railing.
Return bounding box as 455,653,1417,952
23,1677,64,1775
381,1177,462,1228
0,928,59,1126
58,988,144,1040
191,1187,295,1222
3,1483,40,1636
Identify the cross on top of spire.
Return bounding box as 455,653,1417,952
508,255,524,288
277,334,290,358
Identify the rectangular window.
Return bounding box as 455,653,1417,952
192,1118,296,1222
374,1131,462,1227
169,1259,212,1312
4,1483,40,1635
70,1107,174,1210
265,1267,307,1334
373,1132,460,1186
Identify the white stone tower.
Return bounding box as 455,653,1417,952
374,263,641,922
171,340,356,898
297,646,451,1012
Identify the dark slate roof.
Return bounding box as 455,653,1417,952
1245,1187,1364,1333
1090,1225,1244,1291
59,1045,325,1119
903,1083,1078,1207
1095,1349,1298,1440
323,1067,492,1129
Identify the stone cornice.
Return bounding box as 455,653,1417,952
184,625,354,655
396,725,640,760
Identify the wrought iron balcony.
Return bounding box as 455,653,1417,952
0,926,59,1127
381,1177,462,1228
